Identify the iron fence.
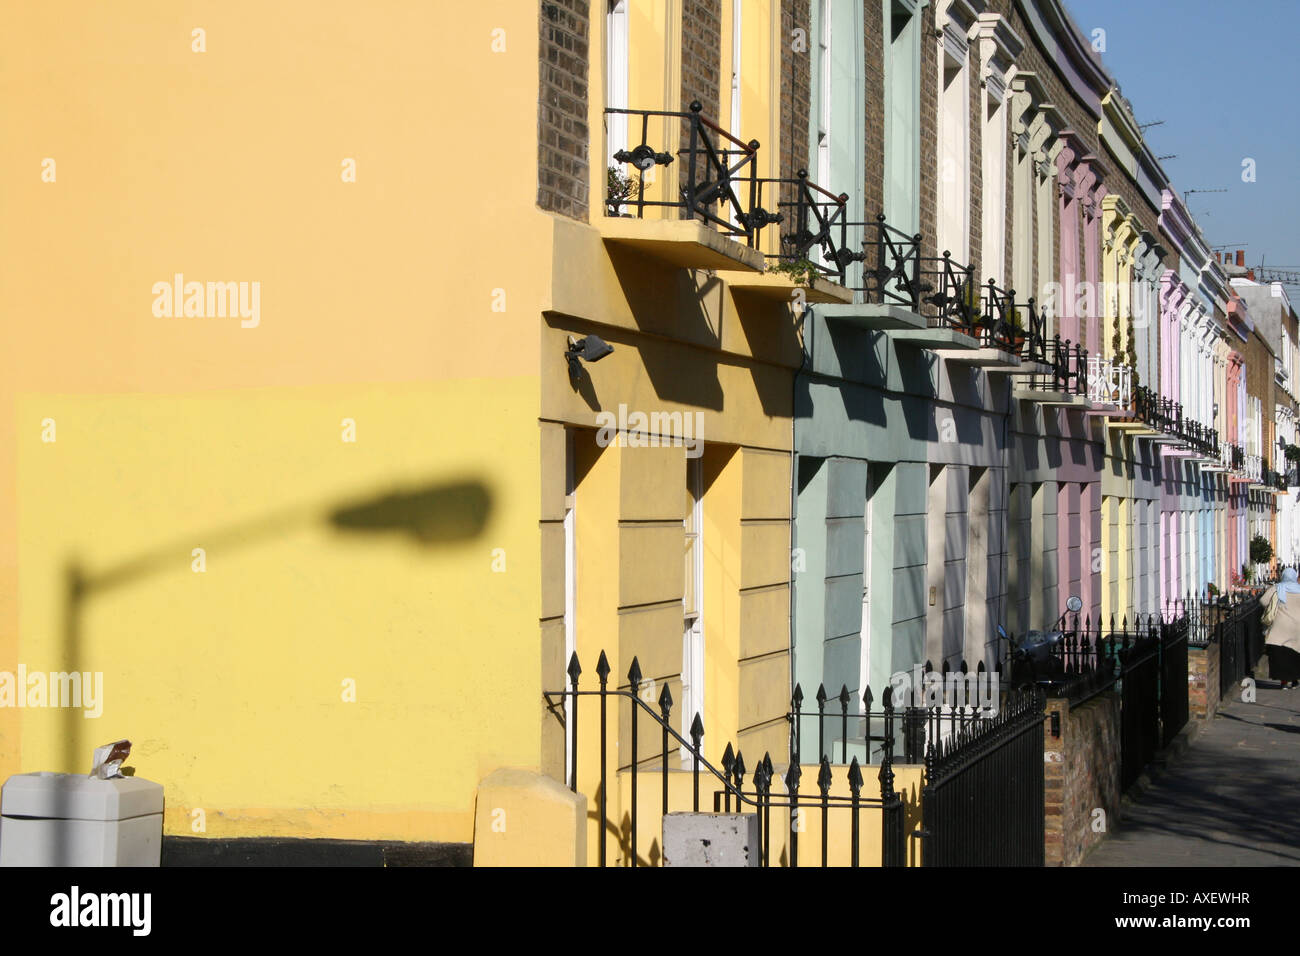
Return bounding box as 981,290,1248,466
1202,594,1265,697
547,650,906,867
787,661,1000,768
916,688,1045,866
1034,608,1188,790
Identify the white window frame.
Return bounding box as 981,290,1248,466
606,1,629,161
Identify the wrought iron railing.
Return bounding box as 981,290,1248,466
1022,338,1091,396
605,102,760,242
917,688,1045,867
788,663,1000,769
548,650,906,867
746,171,850,280
845,214,923,310
1048,608,1189,788
919,252,979,331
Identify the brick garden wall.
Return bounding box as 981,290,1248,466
1044,693,1121,866
537,0,591,220
1189,641,1221,720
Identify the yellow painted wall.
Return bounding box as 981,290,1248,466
1,1,552,842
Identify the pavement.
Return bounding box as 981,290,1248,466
1083,678,1300,866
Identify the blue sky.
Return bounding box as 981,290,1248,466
1066,0,1300,270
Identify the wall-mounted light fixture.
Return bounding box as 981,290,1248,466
566,334,614,383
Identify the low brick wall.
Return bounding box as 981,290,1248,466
1188,641,1221,720
1044,693,1121,867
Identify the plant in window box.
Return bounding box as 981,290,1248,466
606,165,641,217
1005,308,1027,352
768,257,818,289
950,279,980,334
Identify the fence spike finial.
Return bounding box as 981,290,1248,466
785,761,802,791
815,683,828,706
690,712,705,745
817,756,833,794
847,757,864,794
658,682,673,715
627,656,642,692
567,651,582,684
596,650,611,683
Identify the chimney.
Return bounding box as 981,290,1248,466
1237,249,1246,267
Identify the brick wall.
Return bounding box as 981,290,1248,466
537,0,591,220
1188,641,1221,719
1044,692,1121,866
681,0,722,158
862,0,885,217
918,2,938,263
968,37,983,280
781,0,811,181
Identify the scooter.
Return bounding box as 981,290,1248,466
997,623,1066,690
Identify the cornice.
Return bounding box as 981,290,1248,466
972,11,1023,103
1012,0,1111,119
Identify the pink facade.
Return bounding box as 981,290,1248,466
1055,138,1107,622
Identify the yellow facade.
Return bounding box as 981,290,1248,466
0,0,807,855
2,1,554,844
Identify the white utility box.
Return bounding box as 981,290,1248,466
0,772,164,867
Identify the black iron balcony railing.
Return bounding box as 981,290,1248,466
1126,387,1219,456
919,251,979,331
746,170,850,280
605,101,760,242
1232,444,1245,471
1022,338,1090,397
844,214,924,311
964,277,1052,363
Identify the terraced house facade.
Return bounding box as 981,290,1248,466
1,0,1287,868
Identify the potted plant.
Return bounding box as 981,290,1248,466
1251,534,1274,567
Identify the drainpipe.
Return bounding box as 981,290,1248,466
790,304,814,731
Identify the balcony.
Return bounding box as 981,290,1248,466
713,171,854,304
1014,340,1092,407
601,102,766,272
930,276,1028,369
876,248,986,353
814,215,926,331
1086,356,1133,411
